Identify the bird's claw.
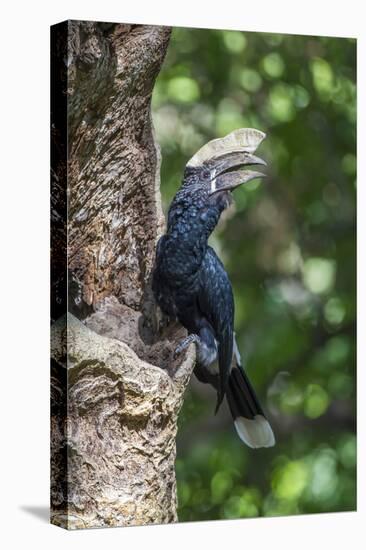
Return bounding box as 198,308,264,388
173,334,200,359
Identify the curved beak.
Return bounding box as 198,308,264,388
210,169,266,194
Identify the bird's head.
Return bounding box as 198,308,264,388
167,128,267,236
182,128,267,204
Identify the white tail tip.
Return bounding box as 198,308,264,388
234,415,276,448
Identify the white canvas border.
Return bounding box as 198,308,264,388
0,1,363,549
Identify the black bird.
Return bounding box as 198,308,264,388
152,128,275,448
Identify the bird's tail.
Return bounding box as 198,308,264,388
226,342,275,448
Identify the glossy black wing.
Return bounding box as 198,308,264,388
152,235,177,319
198,246,234,411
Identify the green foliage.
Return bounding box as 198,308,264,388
153,28,356,522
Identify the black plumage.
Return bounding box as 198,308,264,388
152,128,275,448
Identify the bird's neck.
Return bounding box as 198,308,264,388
161,201,222,282
168,201,222,242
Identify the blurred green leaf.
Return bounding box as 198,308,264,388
310,57,334,99
262,52,285,78
303,257,336,294
167,76,200,103
272,460,309,500
304,384,330,418
267,83,296,122
222,31,247,53
240,68,262,93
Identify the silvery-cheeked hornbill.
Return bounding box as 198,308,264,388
152,128,275,448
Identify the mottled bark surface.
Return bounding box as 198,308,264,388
51,314,194,529
67,21,168,311
51,21,195,529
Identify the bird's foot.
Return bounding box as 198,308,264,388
173,334,200,359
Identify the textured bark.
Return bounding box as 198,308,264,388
67,21,169,312
51,21,195,529
51,314,194,528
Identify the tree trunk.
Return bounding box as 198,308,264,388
51,20,195,529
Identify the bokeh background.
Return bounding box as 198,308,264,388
152,28,356,521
